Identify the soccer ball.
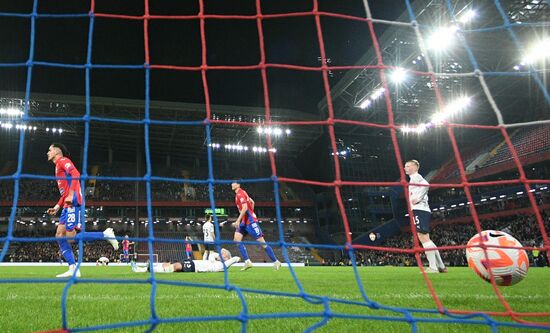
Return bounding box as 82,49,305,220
466,230,528,286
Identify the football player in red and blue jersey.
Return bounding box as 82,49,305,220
122,235,135,263
231,181,281,271
46,143,119,277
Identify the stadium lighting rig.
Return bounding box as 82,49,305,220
431,96,472,124
400,123,431,134
426,26,458,51
390,67,407,84
458,9,476,24
45,127,64,134
209,142,276,154
358,87,385,110
522,38,550,65
256,127,291,136
0,121,39,132
400,96,472,134
0,107,23,117
0,117,64,135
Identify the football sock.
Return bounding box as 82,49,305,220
57,238,75,266
264,245,277,262
434,246,445,269
422,240,438,270
238,243,249,261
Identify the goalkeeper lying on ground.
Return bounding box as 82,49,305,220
131,248,240,273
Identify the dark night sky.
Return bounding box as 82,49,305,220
0,0,406,113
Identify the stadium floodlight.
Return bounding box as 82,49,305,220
59,128,63,134
427,26,458,51
446,96,471,114
432,96,472,124
522,39,550,64
459,9,476,23
273,128,283,136
370,87,385,100
359,99,372,109
0,108,23,117
401,123,429,134
285,129,291,135
390,68,407,84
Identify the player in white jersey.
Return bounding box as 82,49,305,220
202,215,216,260
404,160,447,274
131,248,239,273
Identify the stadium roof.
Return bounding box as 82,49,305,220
318,0,549,135
0,91,322,164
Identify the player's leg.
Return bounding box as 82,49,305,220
255,236,282,270
234,225,252,270
417,232,438,272
414,210,437,272
247,222,281,270
415,210,446,272
64,205,118,249
55,209,80,277
56,223,75,266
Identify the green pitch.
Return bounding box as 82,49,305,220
0,266,549,333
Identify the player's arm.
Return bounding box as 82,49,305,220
224,256,241,268
47,203,61,216
249,197,255,210
212,256,240,272
209,252,220,262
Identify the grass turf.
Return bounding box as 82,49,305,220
0,266,549,333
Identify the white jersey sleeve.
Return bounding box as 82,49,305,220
208,252,220,262
152,263,174,273
194,256,240,273
408,173,431,212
